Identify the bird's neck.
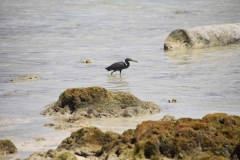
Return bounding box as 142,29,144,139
125,60,130,68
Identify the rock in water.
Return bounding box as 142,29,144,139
80,59,92,63
10,74,42,82
161,114,176,122
164,23,240,50
41,86,160,118
0,139,17,155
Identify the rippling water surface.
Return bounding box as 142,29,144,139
0,0,240,159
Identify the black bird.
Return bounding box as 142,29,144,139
105,58,138,75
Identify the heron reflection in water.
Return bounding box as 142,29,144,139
105,58,138,75
108,75,129,87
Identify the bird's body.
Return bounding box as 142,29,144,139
105,58,138,75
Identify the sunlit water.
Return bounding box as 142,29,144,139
0,0,240,159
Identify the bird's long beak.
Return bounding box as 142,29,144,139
131,60,138,63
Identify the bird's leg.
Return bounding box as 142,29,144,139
111,70,116,75
119,70,122,77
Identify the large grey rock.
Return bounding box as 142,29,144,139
164,23,240,51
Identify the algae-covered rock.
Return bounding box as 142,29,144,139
42,86,160,119
0,139,17,155
128,113,240,160
65,113,240,159
164,23,240,51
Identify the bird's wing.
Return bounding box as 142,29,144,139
106,61,125,71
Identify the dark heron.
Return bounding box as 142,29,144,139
105,58,138,75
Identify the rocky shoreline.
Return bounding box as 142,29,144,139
2,86,240,160
26,113,240,160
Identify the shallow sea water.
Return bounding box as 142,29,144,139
0,0,240,159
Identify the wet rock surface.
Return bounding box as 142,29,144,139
164,23,240,51
58,127,119,158
27,113,240,160
26,150,78,160
41,86,161,130
0,139,17,156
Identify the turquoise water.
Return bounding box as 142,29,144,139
0,0,240,159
